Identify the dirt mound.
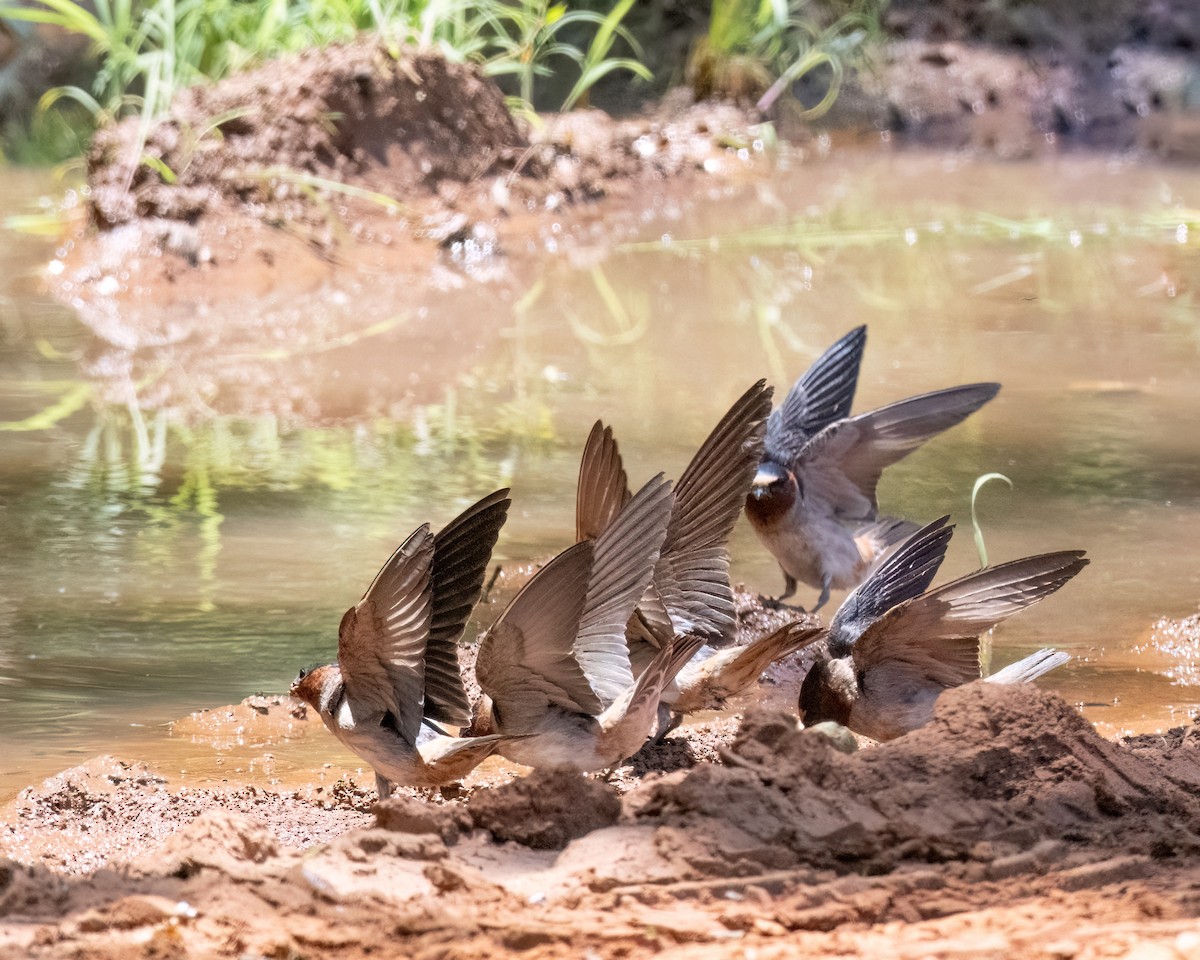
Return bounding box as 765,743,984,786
468,769,621,849
87,40,527,231
4,685,1200,957
626,683,1200,880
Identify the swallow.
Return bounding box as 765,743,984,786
575,382,785,735
745,325,1001,611
797,516,1087,740
577,380,773,657
291,490,518,797
470,474,706,770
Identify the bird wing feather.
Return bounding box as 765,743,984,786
851,550,1089,688
576,422,632,544
795,383,1001,521
654,381,772,645
424,489,511,727
338,525,435,746
476,540,602,727
764,326,867,463
827,517,953,657
573,474,674,705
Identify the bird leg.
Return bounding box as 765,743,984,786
811,575,832,613
374,772,393,801
651,703,682,745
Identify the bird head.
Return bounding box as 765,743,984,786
464,693,497,737
746,461,800,520
290,663,341,715
797,657,856,728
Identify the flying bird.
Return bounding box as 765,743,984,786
797,516,1087,740
745,325,1000,611
291,490,518,797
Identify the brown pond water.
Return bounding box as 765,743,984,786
2,149,1199,801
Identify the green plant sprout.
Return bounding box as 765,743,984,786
970,471,1012,569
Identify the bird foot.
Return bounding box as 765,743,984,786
758,594,808,614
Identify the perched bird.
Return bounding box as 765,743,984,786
470,475,706,770
745,325,1000,611
291,490,517,797
797,516,1087,740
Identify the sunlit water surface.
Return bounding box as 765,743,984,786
2,151,1199,800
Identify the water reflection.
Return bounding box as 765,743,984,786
2,151,1200,799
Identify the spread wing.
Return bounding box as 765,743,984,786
827,516,953,658
764,325,867,464
574,474,674,705
851,550,1089,688
476,541,603,731
653,380,772,645
425,489,511,727
576,421,632,543
337,525,434,745
795,383,1001,521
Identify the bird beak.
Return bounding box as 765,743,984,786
749,467,776,499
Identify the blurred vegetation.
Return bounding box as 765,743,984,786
624,206,1200,258
687,0,885,113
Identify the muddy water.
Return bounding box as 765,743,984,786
2,150,1199,800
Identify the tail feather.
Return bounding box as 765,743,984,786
418,733,520,781
600,633,707,764
673,621,825,713
986,648,1070,685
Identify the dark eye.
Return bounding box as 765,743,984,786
295,669,307,681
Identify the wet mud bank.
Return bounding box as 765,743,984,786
50,24,1200,422
2,681,1199,958
2,599,1199,958
55,39,771,421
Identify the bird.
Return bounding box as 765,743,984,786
469,474,707,771
575,382,794,736
290,489,519,797
745,324,1001,611
797,516,1088,741
575,380,773,658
